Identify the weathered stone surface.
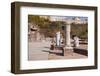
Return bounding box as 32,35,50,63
63,47,73,56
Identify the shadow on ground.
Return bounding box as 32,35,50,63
42,50,63,56
42,47,88,57
73,48,88,56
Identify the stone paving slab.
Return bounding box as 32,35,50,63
28,41,50,60
48,52,87,60
28,41,88,61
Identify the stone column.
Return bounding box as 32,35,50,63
65,24,71,47
63,22,73,56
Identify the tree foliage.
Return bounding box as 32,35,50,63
71,23,88,39
28,15,88,39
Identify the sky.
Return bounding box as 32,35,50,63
50,16,88,21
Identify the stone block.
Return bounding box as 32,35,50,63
63,47,73,56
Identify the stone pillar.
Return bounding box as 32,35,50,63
63,22,73,56
65,24,71,47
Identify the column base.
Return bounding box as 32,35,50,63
63,46,73,56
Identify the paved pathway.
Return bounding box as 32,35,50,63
28,41,88,61
28,41,50,60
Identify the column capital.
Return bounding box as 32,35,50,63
65,20,72,25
